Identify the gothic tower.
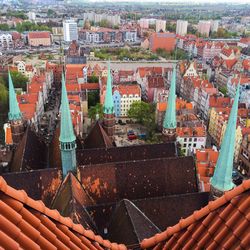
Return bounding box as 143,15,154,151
8,71,24,144
210,84,240,199
103,62,115,137
162,66,177,142
59,72,77,178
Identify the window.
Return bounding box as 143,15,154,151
194,138,197,142
183,143,186,148
184,138,187,142
189,138,192,142
193,143,197,147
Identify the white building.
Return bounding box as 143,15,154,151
198,21,211,37
177,126,207,156
124,30,137,42
211,20,219,33
28,11,36,21
176,20,188,36
86,32,100,43
0,33,13,49
156,20,166,32
83,12,120,26
139,18,149,29
63,20,78,42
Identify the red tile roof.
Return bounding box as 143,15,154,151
0,176,126,250
140,179,250,249
17,93,39,104
176,126,206,137
28,84,43,94
19,103,36,120
28,31,51,39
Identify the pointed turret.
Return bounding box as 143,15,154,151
162,66,177,141
103,61,115,137
103,61,114,114
210,84,240,199
8,71,24,144
59,72,77,178
8,71,22,121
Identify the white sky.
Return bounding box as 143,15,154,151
87,0,250,3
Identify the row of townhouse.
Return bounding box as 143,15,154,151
208,107,250,162
16,72,53,130
79,28,137,43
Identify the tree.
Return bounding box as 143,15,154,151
166,22,176,32
88,90,100,107
0,23,10,31
128,101,156,138
0,83,8,113
10,71,28,91
219,86,228,97
88,103,103,121
88,75,99,83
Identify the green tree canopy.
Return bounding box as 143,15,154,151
88,90,100,107
0,82,8,113
0,23,10,31
88,103,103,121
16,21,52,33
10,71,28,91
128,101,156,137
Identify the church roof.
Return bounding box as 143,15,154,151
108,199,161,246
84,121,113,149
140,179,250,250
10,126,48,172
78,156,198,204
51,172,97,231
1,168,62,207
0,176,126,250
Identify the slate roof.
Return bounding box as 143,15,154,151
11,126,48,172
1,168,62,207
0,176,126,250
78,156,198,204
140,179,250,250
51,172,98,231
108,199,161,247
77,142,176,166
84,121,113,149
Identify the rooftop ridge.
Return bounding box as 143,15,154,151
140,179,250,249
0,176,126,250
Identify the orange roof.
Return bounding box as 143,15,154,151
196,148,219,163
224,58,237,70
137,67,163,78
141,179,250,249
231,77,250,86
19,103,36,120
242,59,250,71
17,93,39,104
68,95,80,102
5,126,13,145
0,176,126,250
69,104,81,111
115,84,141,96
28,84,43,94
66,84,80,92
28,31,50,39
176,126,206,137
80,83,99,90
157,99,193,112
209,96,231,108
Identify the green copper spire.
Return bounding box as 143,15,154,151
59,72,77,178
103,62,114,115
8,71,22,121
59,72,76,143
163,66,176,129
210,84,240,192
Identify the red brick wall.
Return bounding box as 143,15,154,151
150,32,176,52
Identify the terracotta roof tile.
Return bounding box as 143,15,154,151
0,176,127,250
28,32,50,39
140,180,250,249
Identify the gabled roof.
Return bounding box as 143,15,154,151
84,121,113,149
52,172,97,231
108,199,160,246
28,31,50,39
11,126,48,172
0,176,126,250
140,179,250,249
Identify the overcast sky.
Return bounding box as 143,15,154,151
87,0,250,3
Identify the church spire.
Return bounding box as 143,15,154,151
8,71,22,121
103,61,115,137
59,72,77,177
162,65,176,141
210,84,240,198
103,61,114,115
